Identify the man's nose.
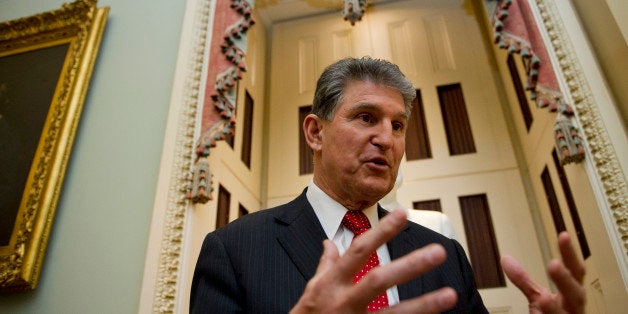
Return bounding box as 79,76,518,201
371,122,394,150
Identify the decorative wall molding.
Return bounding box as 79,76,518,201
149,0,212,311
343,0,367,25
491,0,584,165
533,0,628,273
186,0,255,204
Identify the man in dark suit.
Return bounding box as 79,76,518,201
190,57,585,313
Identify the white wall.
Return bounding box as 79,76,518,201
0,0,185,312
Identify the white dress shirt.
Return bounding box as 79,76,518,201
306,181,400,306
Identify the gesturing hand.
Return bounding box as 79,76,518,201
501,232,586,313
290,209,458,314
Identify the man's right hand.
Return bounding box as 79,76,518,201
290,209,458,314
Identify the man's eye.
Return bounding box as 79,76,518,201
393,122,404,131
359,114,372,123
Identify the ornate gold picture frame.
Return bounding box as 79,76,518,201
0,0,108,291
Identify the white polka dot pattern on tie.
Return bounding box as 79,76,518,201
342,210,389,312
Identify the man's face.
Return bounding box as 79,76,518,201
314,80,407,210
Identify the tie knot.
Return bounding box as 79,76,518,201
342,210,371,236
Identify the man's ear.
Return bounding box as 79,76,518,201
303,114,323,152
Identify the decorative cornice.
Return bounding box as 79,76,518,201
343,0,367,26
491,0,584,165
186,0,255,204
534,0,628,259
150,0,212,311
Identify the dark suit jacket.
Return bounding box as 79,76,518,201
190,190,487,313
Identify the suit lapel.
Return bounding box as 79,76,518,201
274,200,426,298
276,191,328,281
379,207,425,300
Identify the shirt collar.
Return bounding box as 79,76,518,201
306,180,380,239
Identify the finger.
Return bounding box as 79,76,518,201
547,259,586,313
501,255,544,301
557,232,585,283
536,290,564,313
295,241,343,313
379,287,457,314
348,244,447,305
315,240,340,275
337,209,407,281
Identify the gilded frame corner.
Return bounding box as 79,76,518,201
0,0,108,291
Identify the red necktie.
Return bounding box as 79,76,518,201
342,210,389,312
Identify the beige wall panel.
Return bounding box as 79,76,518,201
423,14,456,72
395,169,547,313
247,18,264,89
367,3,439,81
266,195,302,209
332,30,354,59
298,37,317,95
388,20,418,76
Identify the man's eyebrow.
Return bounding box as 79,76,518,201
351,102,408,119
351,102,376,110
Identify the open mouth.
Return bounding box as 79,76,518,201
368,158,389,167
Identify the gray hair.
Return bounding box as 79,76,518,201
312,56,416,121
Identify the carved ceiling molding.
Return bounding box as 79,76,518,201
533,0,628,261
150,0,211,312
256,0,342,10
